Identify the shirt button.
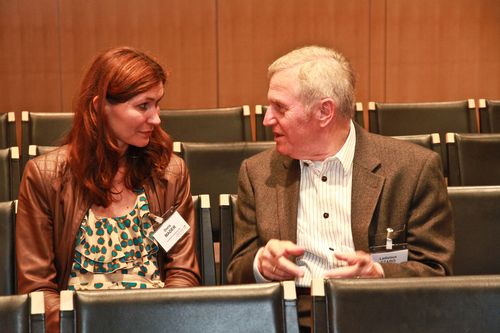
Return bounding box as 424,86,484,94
321,176,327,182
323,212,329,219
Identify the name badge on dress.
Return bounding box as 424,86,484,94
152,211,190,253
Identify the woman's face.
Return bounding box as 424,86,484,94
103,82,164,153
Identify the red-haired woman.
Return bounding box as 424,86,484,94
16,47,200,332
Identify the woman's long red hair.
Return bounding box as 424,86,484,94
65,46,172,207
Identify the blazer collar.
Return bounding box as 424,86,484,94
351,124,385,251
273,124,386,250
276,154,300,243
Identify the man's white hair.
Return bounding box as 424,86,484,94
268,46,356,119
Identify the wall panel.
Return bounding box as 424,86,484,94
0,0,61,113
385,0,500,102
58,0,218,110
217,0,372,107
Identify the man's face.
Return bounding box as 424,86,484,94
264,69,318,160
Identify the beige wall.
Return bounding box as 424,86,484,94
1,0,499,117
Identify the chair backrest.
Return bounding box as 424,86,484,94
312,276,500,333
0,112,17,149
446,133,500,186
218,194,237,285
177,141,275,242
255,104,365,141
20,112,73,171
369,100,477,176
0,200,16,295
159,106,252,142
392,133,443,166
28,145,59,162
0,291,45,333
0,147,20,201
368,100,477,136
479,99,500,133
192,194,216,286
447,186,500,275
60,281,299,333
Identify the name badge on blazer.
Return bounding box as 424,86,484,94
369,226,408,264
371,249,408,264
152,211,190,253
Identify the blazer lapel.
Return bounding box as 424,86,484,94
351,126,385,251
275,156,300,243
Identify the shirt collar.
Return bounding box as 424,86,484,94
300,120,356,174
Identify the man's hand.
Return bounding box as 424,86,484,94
323,251,384,279
257,239,305,281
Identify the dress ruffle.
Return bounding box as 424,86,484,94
68,189,164,290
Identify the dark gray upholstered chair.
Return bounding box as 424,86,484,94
176,141,275,243
20,112,73,172
218,194,237,285
192,194,216,286
0,291,45,333
255,103,365,141
159,106,252,142
0,200,16,295
0,147,20,201
448,186,500,275
26,147,216,286
368,100,477,176
479,99,500,133
312,276,500,333
0,112,17,149
446,133,500,186
27,145,58,160
392,133,443,168
60,281,299,333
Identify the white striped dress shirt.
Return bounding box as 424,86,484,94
295,121,356,287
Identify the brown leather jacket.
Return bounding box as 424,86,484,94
16,146,200,333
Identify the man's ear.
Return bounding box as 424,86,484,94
317,98,336,127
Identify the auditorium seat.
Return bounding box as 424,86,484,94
479,99,500,133
368,100,477,176
312,276,500,333
446,133,500,186
23,145,217,286
0,200,16,295
20,111,73,171
159,106,252,142
218,194,238,284
0,112,17,149
60,281,299,333
192,194,216,286
392,133,443,168
448,186,500,275
0,291,45,333
0,147,20,201
176,141,275,243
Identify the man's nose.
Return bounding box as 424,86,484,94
263,106,276,127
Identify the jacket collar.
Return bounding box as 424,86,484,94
274,123,385,250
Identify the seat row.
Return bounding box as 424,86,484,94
2,185,500,293
2,275,500,333
4,129,500,202
1,98,499,157
0,195,217,296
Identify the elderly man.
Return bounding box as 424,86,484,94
227,46,454,330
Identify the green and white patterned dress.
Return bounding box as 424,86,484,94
68,188,165,290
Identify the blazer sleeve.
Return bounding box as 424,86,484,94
381,152,455,277
161,157,201,287
226,159,260,284
16,159,60,333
